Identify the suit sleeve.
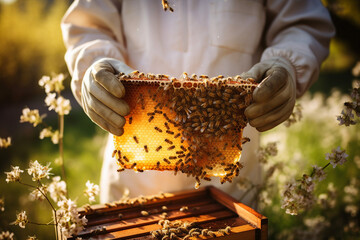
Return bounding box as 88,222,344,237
262,0,335,97
61,0,126,103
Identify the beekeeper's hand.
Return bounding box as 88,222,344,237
81,58,133,136
242,57,296,132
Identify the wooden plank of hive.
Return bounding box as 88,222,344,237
208,186,268,240
79,210,241,239
79,201,228,236
69,186,267,240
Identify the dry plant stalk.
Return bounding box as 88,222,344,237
113,72,258,188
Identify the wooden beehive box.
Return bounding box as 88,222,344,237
68,186,267,239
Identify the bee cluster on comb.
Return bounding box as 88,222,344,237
113,72,258,188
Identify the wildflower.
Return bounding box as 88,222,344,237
325,146,348,168
57,199,87,238
312,165,326,182
27,160,52,181
45,93,57,110
55,96,71,115
345,205,358,217
0,197,4,211
281,174,316,215
29,186,47,201
258,142,278,163
11,211,28,228
352,61,360,77
20,108,43,127
284,103,303,127
45,94,71,115
0,137,11,148
0,231,14,240
337,107,356,126
84,180,99,203
5,166,23,183
27,236,37,240
236,177,252,190
39,127,59,144
38,74,65,94
48,176,67,202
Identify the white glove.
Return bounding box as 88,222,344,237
242,57,296,132
81,58,133,136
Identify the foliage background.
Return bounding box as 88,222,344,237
0,0,359,239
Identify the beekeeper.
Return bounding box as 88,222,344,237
61,0,334,204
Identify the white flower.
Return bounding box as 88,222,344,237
45,93,57,111
11,211,28,228
0,137,11,148
5,166,23,183
345,205,358,217
325,146,348,168
312,165,326,182
20,108,43,127
55,96,71,115
84,181,99,203
27,160,52,181
57,198,87,238
39,127,53,139
39,128,59,144
29,186,47,201
0,197,4,212
26,236,37,240
39,74,65,94
45,94,71,115
48,176,67,202
0,231,14,240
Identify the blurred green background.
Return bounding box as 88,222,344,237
0,0,359,239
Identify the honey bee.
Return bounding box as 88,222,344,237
129,116,133,124
117,167,125,172
154,126,163,132
154,110,163,114
175,159,183,165
147,112,155,116
148,116,154,122
123,156,129,162
156,146,162,152
130,70,139,77
163,158,171,164
169,156,177,160
167,145,175,150
141,210,149,216
205,165,213,170
166,130,174,135
112,150,117,158
179,206,188,212
199,75,209,79
241,137,250,144
144,145,149,152
138,72,145,78
164,122,170,130
133,136,139,144
130,162,137,168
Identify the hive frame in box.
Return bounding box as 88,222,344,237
67,186,267,239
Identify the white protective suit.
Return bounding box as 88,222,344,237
61,0,334,204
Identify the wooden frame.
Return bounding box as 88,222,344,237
66,186,267,239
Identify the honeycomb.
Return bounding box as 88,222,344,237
113,72,258,188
